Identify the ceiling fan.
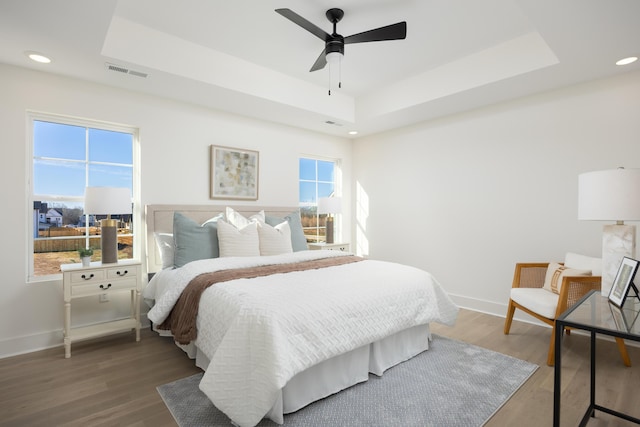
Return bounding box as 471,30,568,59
275,8,406,93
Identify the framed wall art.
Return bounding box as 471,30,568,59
608,256,640,307
210,145,259,200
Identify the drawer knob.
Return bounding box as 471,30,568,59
116,270,128,276
81,274,94,280
99,284,112,290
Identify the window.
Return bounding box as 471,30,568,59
298,157,338,242
29,113,138,280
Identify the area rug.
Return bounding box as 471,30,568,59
157,335,537,426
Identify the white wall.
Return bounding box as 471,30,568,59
3,61,640,358
352,70,640,320
0,63,352,358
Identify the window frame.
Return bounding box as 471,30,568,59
27,112,140,283
298,155,342,243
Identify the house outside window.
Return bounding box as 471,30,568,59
29,113,138,281
298,157,339,243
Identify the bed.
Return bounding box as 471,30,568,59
143,204,458,427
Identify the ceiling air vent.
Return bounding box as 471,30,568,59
325,120,343,126
105,62,148,78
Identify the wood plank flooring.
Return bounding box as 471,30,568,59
430,310,640,427
0,309,638,426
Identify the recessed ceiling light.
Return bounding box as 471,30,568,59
348,131,358,135
616,56,638,66
25,51,52,64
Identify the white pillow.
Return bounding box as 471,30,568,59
225,207,265,228
543,262,591,294
258,221,293,256
217,219,260,257
153,232,174,270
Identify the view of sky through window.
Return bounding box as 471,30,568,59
33,120,133,205
299,158,335,204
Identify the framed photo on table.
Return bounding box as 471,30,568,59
210,145,259,200
608,256,640,307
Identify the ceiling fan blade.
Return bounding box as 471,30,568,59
275,8,330,41
344,21,407,44
309,48,327,72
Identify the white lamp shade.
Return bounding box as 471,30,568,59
318,197,342,214
578,168,640,221
84,187,131,214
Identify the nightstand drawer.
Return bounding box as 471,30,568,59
106,265,137,279
69,270,106,283
71,277,137,297
308,242,350,251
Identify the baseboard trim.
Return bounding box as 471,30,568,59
1,299,635,359
449,293,639,348
0,329,63,359
448,293,548,328
0,314,152,360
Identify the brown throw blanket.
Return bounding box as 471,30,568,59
158,255,363,344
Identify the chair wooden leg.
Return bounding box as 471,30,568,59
547,322,557,366
615,337,632,367
504,299,516,335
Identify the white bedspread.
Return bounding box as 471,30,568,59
146,251,458,427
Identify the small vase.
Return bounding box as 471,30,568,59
81,256,91,267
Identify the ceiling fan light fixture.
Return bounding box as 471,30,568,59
326,51,343,95
326,51,343,65
275,8,407,95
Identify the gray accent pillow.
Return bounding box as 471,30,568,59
265,211,308,252
173,212,223,268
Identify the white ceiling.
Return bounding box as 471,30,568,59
1,0,639,138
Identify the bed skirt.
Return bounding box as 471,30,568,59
174,323,431,424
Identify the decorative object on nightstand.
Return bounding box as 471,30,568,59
77,247,93,267
61,259,142,358
318,196,342,244
578,167,640,295
308,242,350,252
84,186,132,264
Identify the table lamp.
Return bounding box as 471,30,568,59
318,196,342,244
578,168,640,295
84,187,131,264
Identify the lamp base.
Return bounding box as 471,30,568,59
101,219,118,264
325,217,334,244
602,224,636,296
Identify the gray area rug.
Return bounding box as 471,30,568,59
157,335,537,426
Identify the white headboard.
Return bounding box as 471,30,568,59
145,204,299,274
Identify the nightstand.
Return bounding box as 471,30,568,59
61,259,142,358
308,242,350,252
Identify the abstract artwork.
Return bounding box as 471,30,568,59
210,145,259,200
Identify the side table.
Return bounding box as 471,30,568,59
554,290,640,426
61,259,142,358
